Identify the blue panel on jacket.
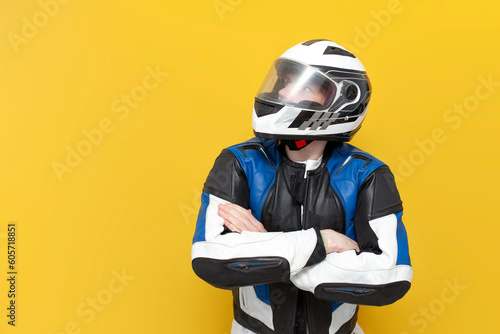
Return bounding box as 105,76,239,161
395,211,411,266
253,284,271,305
192,192,210,243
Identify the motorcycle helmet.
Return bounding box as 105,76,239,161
253,39,372,142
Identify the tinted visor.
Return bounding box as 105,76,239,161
256,59,337,111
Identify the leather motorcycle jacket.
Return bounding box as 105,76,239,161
192,137,412,334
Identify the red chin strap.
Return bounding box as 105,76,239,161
283,139,313,151
295,140,307,148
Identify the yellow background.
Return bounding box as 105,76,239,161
1,0,499,333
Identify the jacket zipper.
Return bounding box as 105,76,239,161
302,170,311,229
303,171,311,334
297,165,313,333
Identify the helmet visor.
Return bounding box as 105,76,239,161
256,59,337,111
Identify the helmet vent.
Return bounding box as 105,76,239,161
323,46,356,58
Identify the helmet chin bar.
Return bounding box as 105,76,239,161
253,123,363,142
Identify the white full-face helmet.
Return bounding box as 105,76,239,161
253,39,372,142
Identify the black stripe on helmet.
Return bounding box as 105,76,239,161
301,39,330,46
323,46,356,58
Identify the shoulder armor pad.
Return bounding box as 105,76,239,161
358,165,403,221
203,150,250,207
